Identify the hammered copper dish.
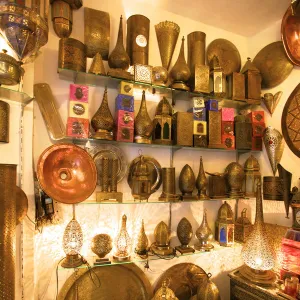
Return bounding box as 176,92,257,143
281,6,300,66
57,264,153,300
253,41,293,88
206,39,241,75
16,186,28,225
37,144,97,204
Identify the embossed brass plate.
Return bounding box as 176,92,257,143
84,8,110,59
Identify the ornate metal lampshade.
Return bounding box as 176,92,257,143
244,155,261,197
113,215,131,261
209,55,226,98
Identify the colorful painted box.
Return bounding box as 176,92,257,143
115,94,134,112
221,108,234,121
252,137,263,151
192,97,205,108
193,121,207,135
222,121,234,136
222,135,235,150
115,110,134,128
172,112,193,146
66,117,89,139
115,126,134,142
119,81,134,96
69,101,89,119
247,111,264,123
252,122,265,137
205,99,218,111
187,107,206,121
193,135,207,148
69,84,89,103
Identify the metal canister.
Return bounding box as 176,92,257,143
0,50,23,86
159,167,178,201
0,101,9,143
263,176,284,200
58,38,87,72
126,15,150,65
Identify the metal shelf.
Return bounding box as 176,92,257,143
0,86,33,105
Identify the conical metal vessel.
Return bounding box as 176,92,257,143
89,52,106,75
135,220,149,255
278,163,292,218
196,156,209,200
263,126,285,176
262,91,282,116
195,209,214,251
155,21,180,70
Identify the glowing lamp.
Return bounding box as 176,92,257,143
240,183,276,285
244,155,261,197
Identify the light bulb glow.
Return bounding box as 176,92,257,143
62,219,83,255
114,215,131,258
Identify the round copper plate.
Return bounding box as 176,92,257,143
253,41,294,88
206,38,241,75
16,186,28,225
282,83,300,158
37,144,97,204
154,263,208,300
281,6,300,66
57,264,153,300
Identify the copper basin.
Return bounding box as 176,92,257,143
282,6,300,66
37,144,97,204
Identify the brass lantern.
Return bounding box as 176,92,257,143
234,208,252,243
209,55,226,98
215,201,234,247
152,97,173,145
131,155,152,202
244,155,261,197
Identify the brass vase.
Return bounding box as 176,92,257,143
196,156,209,200
155,21,180,70
179,164,196,200
89,52,106,75
134,90,153,144
169,37,191,91
262,91,282,116
175,217,195,254
91,87,114,140
0,164,17,300
195,209,214,251
0,101,9,143
135,219,149,255
225,162,245,198
91,234,113,258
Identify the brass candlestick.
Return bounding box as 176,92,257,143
175,217,195,254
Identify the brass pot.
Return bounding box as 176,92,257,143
0,50,24,85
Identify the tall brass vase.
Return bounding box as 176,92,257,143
0,164,17,300
196,156,209,200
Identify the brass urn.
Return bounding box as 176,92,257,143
225,162,245,198
179,164,197,200
135,219,149,255
195,209,214,251
169,37,191,91
196,156,209,200
91,87,114,140
175,217,195,254
134,90,153,144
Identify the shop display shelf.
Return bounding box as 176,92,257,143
0,86,33,105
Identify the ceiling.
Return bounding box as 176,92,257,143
146,0,290,37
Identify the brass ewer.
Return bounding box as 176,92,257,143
179,164,197,200
91,87,114,140
175,217,195,254
196,156,209,200
170,37,191,91
134,91,153,144
89,52,106,75
195,209,214,251
135,220,149,255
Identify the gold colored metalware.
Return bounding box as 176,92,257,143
51,0,72,38
208,110,224,149
263,176,284,201
91,87,114,140
89,52,106,75
152,66,168,86
84,8,110,59
278,163,292,218
126,14,150,65
135,220,149,255
159,168,179,202
91,234,112,258
244,155,261,198
113,215,131,261
58,38,86,72
234,208,252,243
193,64,210,94
0,164,16,300
207,39,241,76
207,173,227,199
170,37,191,91
0,100,9,143
152,280,179,300
195,209,214,251
151,221,174,256
262,91,282,116
34,83,66,140
179,164,197,200
134,90,153,144
58,264,153,300
196,276,221,300
196,156,209,200
209,55,227,98
37,144,97,204
134,63,152,84
263,126,285,176
172,112,193,146
176,217,195,254
16,186,28,226
253,41,293,89
225,162,245,198
227,72,245,101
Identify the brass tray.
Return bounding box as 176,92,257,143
87,144,127,184
127,155,162,193
58,264,153,300
281,82,300,158
206,39,241,75
281,6,300,66
253,41,293,88
154,263,208,300
16,186,28,225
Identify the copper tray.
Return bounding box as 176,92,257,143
37,144,97,204
282,6,300,66
57,264,153,300
206,39,241,75
154,263,208,300
281,82,300,158
16,186,28,225
253,41,293,88
127,155,162,193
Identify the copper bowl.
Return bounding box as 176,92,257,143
282,6,300,66
37,144,97,204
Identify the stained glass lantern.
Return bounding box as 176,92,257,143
209,55,226,98
244,155,261,197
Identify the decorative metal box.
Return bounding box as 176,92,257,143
221,108,234,121
208,110,223,148
134,64,152,84
192,64,210,94
172,112,193,146
263,176,284,200
244,155,261,197
208,174,227,198
193,121,207,135
235,116,252,150
247,111,264,123
52,0,73,38
252,122,265,137
115,110,134,128
227,72,245,101
115,126,134,142
209,56,226,98
252,137,263,151
222,121,234,136
188,107,206,121
205,99,218,111
115,94,134,112
192,97,205,108
234,208,252,243
222,135,235,150
66,117,89,138
193,135,207,148
69,84,89,102
119,81,134,96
